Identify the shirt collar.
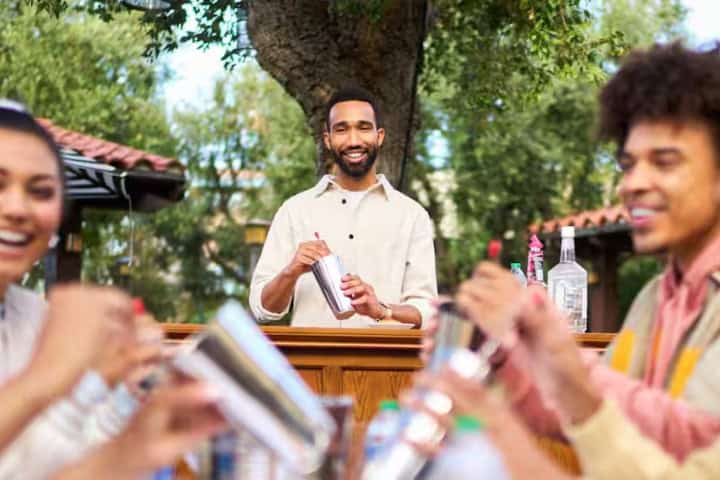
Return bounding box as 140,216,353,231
667,232,720,290
311,174,395,201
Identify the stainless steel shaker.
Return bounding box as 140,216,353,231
362,302,501,480
173,301,337,476
311,254,355,320
426,301,484,372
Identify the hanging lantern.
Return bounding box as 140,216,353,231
121,0,171,12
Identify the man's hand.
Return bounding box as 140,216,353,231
400,369,575,480
341,274,383,319
261,239,331,316
419,297,452,364
456,262,526,339
514,289,601,424
402,370,507,433
420,315,438,364
28,284,136,400
283,240,331,278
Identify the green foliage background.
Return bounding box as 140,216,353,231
6,0,687,323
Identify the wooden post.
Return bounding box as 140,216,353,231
589,242,620,332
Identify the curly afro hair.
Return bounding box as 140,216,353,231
599,42,720,155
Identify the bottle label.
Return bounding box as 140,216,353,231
533,256,544,282
550,280,587,330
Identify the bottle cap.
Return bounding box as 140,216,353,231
379,399,400,411
132,298,146,315
561,226,575,238
487,240,502,260
454,415,484,432
528,234,543,249
510,262,521,269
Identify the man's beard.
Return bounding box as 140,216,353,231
331,144,379,179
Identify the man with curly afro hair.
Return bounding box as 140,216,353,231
472,43,720,466
595,41,720,456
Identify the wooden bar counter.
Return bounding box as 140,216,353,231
165,324,613,475
165,324,613,422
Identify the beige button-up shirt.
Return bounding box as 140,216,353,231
249,175,437,328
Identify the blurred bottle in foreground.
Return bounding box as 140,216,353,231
526,235,546,286
211,431,237,480
423,416,509,480
319,395,354,480
548,226,588,333
361,346,498,479
510,262,527,287
364,400,401,463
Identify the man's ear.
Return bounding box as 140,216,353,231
377,127,385,147
323,130,331,151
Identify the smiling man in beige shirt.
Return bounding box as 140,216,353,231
249,86,437,328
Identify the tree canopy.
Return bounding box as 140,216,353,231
10,0,688,320
30,0,628,188
0,1,173,154
415,0,685,288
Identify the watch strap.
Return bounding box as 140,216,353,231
378,302,392,321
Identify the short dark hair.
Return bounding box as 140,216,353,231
325,86,382,130
599,42,720,158
0,101,66,211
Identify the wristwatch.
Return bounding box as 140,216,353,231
377,302,393,321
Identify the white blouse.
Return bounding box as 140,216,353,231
0,284,46,382
0,284,135,479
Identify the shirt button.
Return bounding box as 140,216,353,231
341,199,347,204
349,234,354,240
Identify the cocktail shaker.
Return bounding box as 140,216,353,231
362,303,502,480
311,254,355,320
426,301,484,372
173,301,337,476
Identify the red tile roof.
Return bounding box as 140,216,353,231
530,205,629,234
38,118,183,173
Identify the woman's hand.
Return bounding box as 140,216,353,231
29,284,135,400
53,376,227,480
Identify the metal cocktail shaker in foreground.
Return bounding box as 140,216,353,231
426,302,484,372
362,302,500,480
172,301,336,476
311,254,355,320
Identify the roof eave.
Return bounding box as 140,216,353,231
536,222,631,240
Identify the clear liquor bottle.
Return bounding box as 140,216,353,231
548,227,588,333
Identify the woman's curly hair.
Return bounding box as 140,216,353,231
599,41,720,154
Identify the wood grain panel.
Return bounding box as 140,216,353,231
322,366,345,396
343,369,415,423
296,367,323,392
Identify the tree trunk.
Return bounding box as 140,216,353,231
246,0,428,189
